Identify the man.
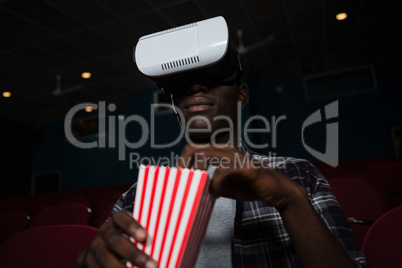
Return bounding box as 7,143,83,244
77,18,366,268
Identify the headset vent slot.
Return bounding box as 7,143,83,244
161,55,200,71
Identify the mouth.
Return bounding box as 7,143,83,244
184,96,214,112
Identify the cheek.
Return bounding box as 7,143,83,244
216,99,238,119
172,93,187,105
171,97,186,116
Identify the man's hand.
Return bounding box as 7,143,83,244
76,210,158,268
176,144,305,212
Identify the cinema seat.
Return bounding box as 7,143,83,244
0,210,29,243
28,202,91,228
362,205,402,268
0,225,97,268
327,178,388,248
353,163,402,209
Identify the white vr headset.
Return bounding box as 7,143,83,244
134,16,242,93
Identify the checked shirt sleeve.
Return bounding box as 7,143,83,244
293,159,367,267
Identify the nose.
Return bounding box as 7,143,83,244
187,83,209,95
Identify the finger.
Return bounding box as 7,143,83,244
193,146,240,170
98,212,159,267
79,250,102,268
101,227,157,268
210,167,258,200
178,145,210,170
177,144,239,169
192,150,209,170
176,144,198,169
109,210,147,243
86,236,126,268
125,246,159,268
76,246,102,268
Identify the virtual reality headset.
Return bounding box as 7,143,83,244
133,16,242,94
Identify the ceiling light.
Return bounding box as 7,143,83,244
85,106,93,112
82,72,91,79
2,91,11,98
336,13,347,21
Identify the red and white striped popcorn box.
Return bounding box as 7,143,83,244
129,164,216,268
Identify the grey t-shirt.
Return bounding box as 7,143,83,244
195,197,236,267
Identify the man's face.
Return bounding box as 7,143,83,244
171,82,247,143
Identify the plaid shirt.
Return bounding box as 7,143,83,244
111,144,366,267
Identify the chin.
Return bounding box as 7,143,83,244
186,133,212,144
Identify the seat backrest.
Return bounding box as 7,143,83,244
56,189,90,206
0,210,29,243
0,225,97,268
327,177,388,248
28,202,91,228
93,203,114,228
362,205,402,268
352,164,402,209
319,167,349,179
353,163,402,192
328,178,388,220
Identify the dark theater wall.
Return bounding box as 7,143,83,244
248,62,400,162
32,90,187,192
33,108,132,192
0,117,35,197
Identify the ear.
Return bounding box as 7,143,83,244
238,83,249,108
